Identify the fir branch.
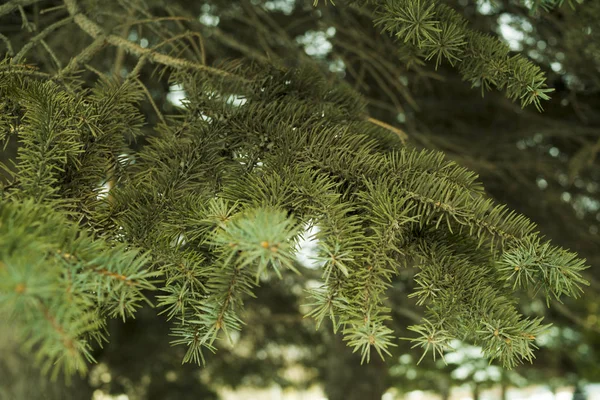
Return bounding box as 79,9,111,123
57,36,107,77
343,316,396,364
409,236,549,368
62,0,243,80
0,199,155,374
13,79,82,201
361,0,553,110
0,2,591,374
498,236,589,305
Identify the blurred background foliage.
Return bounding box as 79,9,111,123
0,0,599,399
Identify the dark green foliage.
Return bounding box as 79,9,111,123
0,0,594,384
0,199,157,378
368,0,553,110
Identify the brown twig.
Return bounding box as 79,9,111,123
134,77,167,126
56,249,138,287
39,302,77,354
367,116,409,144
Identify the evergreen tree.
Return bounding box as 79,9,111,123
0,0,597,397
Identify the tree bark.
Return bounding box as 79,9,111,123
473,383,481,400
438,377,451,400
323,334,388,400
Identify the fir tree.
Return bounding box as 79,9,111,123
0,0,596,394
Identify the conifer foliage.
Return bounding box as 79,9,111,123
0,0,590,379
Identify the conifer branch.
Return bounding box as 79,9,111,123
62,0,241,79
352,0,553,110
0,0,592,377
57,36,107,77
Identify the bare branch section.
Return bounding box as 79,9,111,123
54,0,394,143
367,117,409,144
0,0,42,17
13,17,73,63
61,0,238,79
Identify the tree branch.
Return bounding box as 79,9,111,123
0,0,42,18
62,0,239,79
367,117,409,144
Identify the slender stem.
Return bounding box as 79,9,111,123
62,0,242,80
0,33,14,56
39,302,77,354
113,8,135,78
13,17,72,63
134,77,167,126
40,4,67,15
58,36,107,77
0,0,43,17
367,116,409,144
